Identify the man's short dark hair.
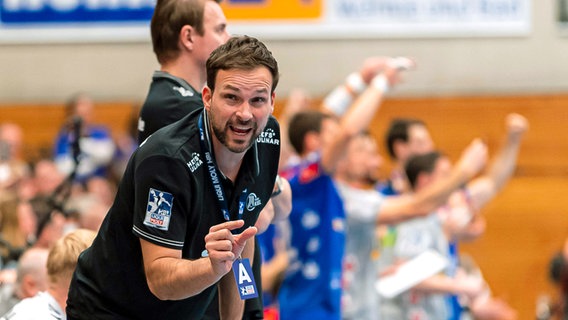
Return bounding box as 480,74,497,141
404,151,443,189
287,110,335,155
385,118,426,160
206,35,279,94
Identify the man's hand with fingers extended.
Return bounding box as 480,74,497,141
205,220,258,276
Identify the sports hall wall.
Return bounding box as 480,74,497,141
1,0,567,318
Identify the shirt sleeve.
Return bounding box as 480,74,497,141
132,154,192,249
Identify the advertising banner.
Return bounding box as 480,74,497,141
0,0,531,43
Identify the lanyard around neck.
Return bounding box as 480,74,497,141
198,112,248,222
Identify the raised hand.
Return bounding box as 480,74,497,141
358,56,391,84
505,113,529,138
205,220,258,276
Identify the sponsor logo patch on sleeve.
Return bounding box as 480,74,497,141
143,188,174,231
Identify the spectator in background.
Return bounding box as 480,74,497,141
111,104,139,183
0,123,29,191
29,158,65,199
1,229,96,320
385,113,527,320
0,247,49,316
0,123,25,163
277,57,470,320
53,92,115,185
333,130,487,320
64,194,108,232
377,117,436,318
0,192,29,267
25,196,67,250
547,237,568,319
382,118,435,196
276,57,397,319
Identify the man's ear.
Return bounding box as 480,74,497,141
179,25,194,51
270,92,276,113
415,172,430,190
202,86,212,112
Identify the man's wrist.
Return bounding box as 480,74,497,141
345,72,366,95
371,74,390,93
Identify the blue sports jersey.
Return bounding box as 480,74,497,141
278,160,345,320
446,241,463,320
257,224,277,307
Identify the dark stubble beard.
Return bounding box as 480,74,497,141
210,112,259,153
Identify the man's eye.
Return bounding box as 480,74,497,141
251,97,266,104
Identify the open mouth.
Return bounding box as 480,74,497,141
229,125,253,136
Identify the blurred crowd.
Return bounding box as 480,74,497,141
0,92,136,317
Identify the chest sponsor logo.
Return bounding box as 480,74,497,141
173,86,194,97
143,188,174,231
187,152,203,172
246,193,261,211
256,128,279,145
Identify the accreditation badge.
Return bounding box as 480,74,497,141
232,258,258,300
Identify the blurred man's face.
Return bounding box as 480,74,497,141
344,134,383,184
406,124,434,159
193,1,230,67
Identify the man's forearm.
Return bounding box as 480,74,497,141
144,255,221,301
411,165,471,215
486,134,523,192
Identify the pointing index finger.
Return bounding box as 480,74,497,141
209,220,245,233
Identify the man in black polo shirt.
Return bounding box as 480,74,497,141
66,35,281,319
137,0,230,144
137,1,290,318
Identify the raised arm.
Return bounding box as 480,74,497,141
378,139,488,224
466,113,529,210
321,61,413,174
321,56,390,116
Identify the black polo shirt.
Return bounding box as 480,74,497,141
67,109,281,319
138,71,203,144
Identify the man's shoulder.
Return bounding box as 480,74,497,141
142,72,202,113
138,111,201,160
142,82,202,110
148,72,201,100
